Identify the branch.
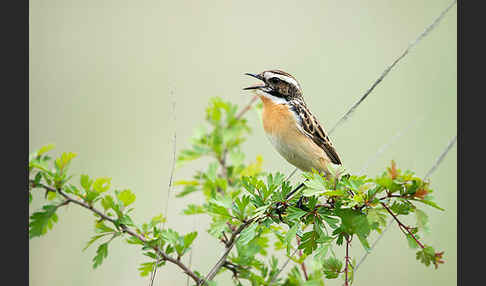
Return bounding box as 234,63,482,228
296,237,309,281
344,236,352,286
235,95,258,120
269,248,299,285
381,203,424,249
30,180,202,285
201,218,255,284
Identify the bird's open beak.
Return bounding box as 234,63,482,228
243,73,266,90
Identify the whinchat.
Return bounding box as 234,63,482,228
244,70,342,177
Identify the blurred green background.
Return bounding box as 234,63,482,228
29,0,456,285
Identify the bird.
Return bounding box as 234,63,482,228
243,70,342,181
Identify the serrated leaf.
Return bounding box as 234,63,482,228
93,177,111,193
37,144,55,156
101,195,115,211
80,174,93,191
93,243,109,269
83,234,107,251
237,223,258,245
182,204,205,215
412,198,445,211
415,208,430,233
183,232,198,249
322,257,342,279
285,223,299,254
54,152,77,171
176,185,199,198
286,206,307,221
29,205,59,238
116,189,136,206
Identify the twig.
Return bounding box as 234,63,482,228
269,248,299,285
200,219,255,284
236,95,258,120
186,214,197,286
150,97,177,286
344,236,352,286
31,180,202,284
296,237,309,281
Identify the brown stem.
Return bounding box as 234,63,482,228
201,218,255,284
344,236,351,286
381,202,425,249
235,95,258,120
296,237,309,281
30,180,202,284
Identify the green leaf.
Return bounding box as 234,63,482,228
116,189,136,207
93,177,111,193
286,206,307,222
412,198,445,211
138,262,155,277
322,257,342,279
101,195,115,211
415,208,430,233
93,242,109,269
29,205,59,238
150,214,166,226
176,185,199,198
182,204,205,215
37,144,56,156
80,174,93,191
183,232,198,250
285,223,299,254
237,223,258,246
54,152,77,171
298,231,319,255
83,234,108,251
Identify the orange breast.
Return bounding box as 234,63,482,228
259,95,332,174
260,96,295,135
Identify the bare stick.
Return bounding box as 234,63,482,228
150,96,177,286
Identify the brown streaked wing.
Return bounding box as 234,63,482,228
291,100,342,165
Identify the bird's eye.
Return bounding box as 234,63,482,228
269,77,280,84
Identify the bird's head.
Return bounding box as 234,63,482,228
244,70,303,102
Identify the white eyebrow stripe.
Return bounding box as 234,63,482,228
264,72,301,89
